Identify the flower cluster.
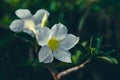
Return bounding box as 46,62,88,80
9,9,79,63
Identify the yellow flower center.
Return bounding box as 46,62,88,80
48,38,60,50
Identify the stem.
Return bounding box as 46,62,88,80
46,65,58,80
46,59,90,80
56,59,90,79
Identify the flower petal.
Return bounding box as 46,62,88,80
9,19,24,32
24,19,36,33
15,9,32,19
38,46,53,63
36,23,42,30
23,29,34,37
51,23,68,40
42,52,53,63
33,9,49,24
36,27,51,46
60,34,79,50
53,47,71,63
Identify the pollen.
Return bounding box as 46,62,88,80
48,38,60,50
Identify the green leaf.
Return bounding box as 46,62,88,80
81,41,87,47
78,44,88,54
72,50,82,64
89,37,93,49
90,47,96,54
97,56,118,64
104,49,115,56
95,37,101,53
89,37,102,55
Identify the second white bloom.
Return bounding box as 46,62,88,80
9,9,49,37
36,23,79,63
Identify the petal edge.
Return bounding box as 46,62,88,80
36,27,51,46
53,47,71,63
51,23,68,40
9,19,24,32
15,9,32,19
33,9,49,24
60,34,79,50
38,46,52,63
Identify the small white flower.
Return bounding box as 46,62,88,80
36,23,80,63
9,9,49,37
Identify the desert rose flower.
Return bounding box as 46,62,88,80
9,9,49,37
36,23,79,63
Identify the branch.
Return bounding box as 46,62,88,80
46,59,90,80
56,59,90,80
46,65,58,80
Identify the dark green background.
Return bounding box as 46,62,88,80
0,0,120,80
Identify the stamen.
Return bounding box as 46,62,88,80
41,14,48,27
48,38,60,50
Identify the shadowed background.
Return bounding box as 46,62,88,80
0,0,120,80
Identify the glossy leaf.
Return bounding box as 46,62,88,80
97,56,118,64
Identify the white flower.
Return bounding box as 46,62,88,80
9,9,49,37
36,23,79,63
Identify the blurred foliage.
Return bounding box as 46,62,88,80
0,0,120,80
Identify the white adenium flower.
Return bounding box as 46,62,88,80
36,23,79,63
9,9,49,37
